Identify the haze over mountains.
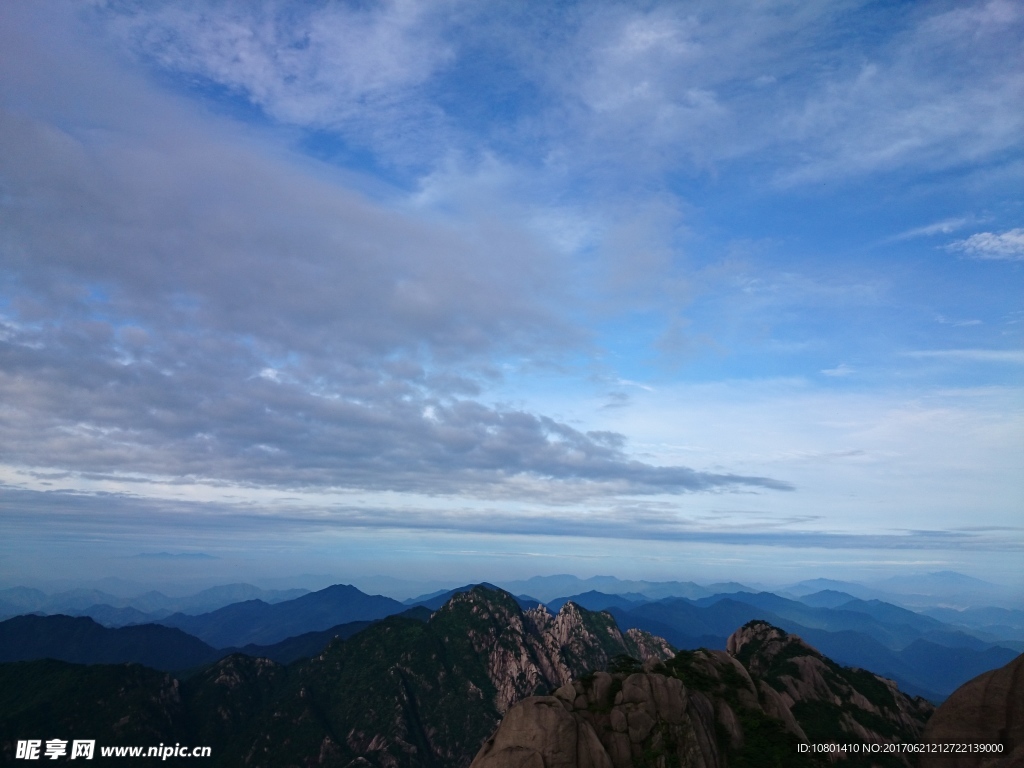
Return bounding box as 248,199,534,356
1,571,1019,703
0,585,949,768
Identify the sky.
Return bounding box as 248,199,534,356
0,0,1022,592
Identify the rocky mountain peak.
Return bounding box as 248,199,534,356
727,619,818,675
432,586,674,716
724,619,933,747
473,621,935,768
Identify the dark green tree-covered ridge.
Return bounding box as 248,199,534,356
0,586,672,767
0,612,378,669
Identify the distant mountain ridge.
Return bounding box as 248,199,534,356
0,586,942,767
0,613,390,670
597,592,1020,700
3,577,1018,702
156,583,405,646
0,586,673,767
0,583,309,624
496,574,755,603
0,615,222,671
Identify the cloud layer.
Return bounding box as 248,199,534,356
0,4,792,500
0,2,1020,582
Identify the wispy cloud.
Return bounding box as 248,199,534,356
907,349,1024,364
892,217,971,240
90,0,1024,188
947,228,1024,261
99,0,458,163
821,363,855,377
2,486,1020,551
935,315,982,327
135,551,218,560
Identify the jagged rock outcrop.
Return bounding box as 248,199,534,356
729,620,934,747
0,586,675,768
471,670,720,768
236,585,672,768
470,620,935,768
919,652,1024,768
447,588,674,715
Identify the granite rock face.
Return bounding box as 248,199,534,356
453,590,675,715
728,620,934,746
471,671,719,768
471,620,934,768
919,652,1024,768
238,586,675,768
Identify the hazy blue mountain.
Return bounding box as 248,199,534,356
914,628,1005,651
798,628,1020,701
605,606,724,651
798,589,863,608
497,574,753,603
0,587,122,614
158,583,406,647
72,604,165,627
545,590,648,614
0,587,49,613
703,581,757,594
168,583,310,613
232,618,380,664
897,639,1021,698
402,586,454,604
0,583,310,620
0,612,409,671
785,578,878,599
867,571,1022,609
609,597,771,646
834,598,945,632
0,615,222,671
922,605,1024,641
607,593,1021,701
693,592,954,649
786,573,1022,612
339,575,455,601
875,570,998,593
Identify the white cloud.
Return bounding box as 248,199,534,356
91,1,1024,189
98,0,458,161
893,217,971,240
935,315,982,327
947,228,1024,260
907,349,1024,363
821,364,854,377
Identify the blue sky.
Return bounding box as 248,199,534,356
0,0,1021,590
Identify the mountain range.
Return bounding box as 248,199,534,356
1,585,966,767
0,586,673,766
0,583,309,622
2,576,1019,702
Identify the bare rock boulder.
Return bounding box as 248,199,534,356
470,672,719,768
920,653,1024,768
